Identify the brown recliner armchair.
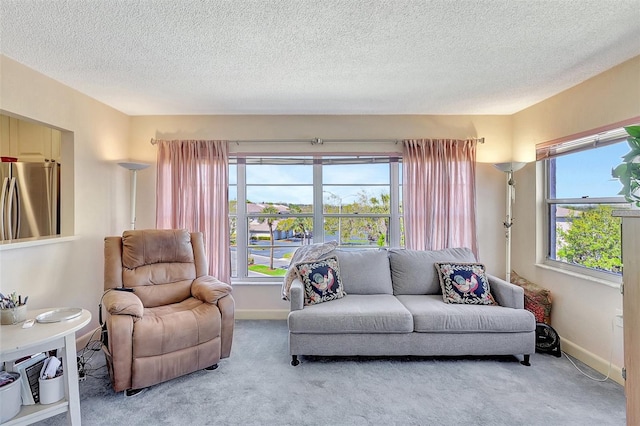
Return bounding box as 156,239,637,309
102,229,234,395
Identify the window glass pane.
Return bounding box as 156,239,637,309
246,164,313,184
229,164,237,185
323,187,390,214
323,163,389,185
553,141,626,198
229,186,237,214
324,217,389,246
548,203,626,274
229,216,237,278
247,217,314,277
247,186,313,205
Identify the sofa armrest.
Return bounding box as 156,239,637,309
487,274,524,309
103,289,144,318
290,279,304,312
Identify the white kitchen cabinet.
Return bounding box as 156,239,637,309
0,115,61,162
0,115,17,158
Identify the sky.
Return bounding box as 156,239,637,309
554,141,627,199
230,162,393,205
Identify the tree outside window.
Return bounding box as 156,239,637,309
556,205,622,273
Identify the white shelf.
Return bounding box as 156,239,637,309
1,309,91,425
2,399,69,426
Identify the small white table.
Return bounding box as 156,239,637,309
0,308,91,425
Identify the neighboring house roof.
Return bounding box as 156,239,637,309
555,206,573,219
246,203,289,214
247,203,290,233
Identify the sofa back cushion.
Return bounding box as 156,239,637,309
388,247,477,295
334,249,393,295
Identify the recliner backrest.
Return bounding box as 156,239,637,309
104,229,208,308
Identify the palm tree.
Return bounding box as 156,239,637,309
258,205,280,270
276,205,313,245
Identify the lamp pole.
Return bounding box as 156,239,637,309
493,162,526,282
118,161,150,230
504,169,515,283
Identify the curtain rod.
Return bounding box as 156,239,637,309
150,137,484,145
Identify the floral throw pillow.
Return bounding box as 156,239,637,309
434,262,496,305
296,256,346,306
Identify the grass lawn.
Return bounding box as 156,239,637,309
249,264,287,276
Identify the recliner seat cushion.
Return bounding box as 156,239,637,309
288,294,413,334
389,247,477,295
133,298,221,357
396,295,536,333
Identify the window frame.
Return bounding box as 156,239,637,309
542,137,629,283
230,154,402,283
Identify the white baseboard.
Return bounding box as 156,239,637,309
235,309,288,320
560,336,624,385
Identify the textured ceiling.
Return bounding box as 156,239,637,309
1,0,639,116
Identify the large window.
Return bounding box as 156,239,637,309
229,156,401,281
543,128,631,280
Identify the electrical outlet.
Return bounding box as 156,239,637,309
615,309,623,328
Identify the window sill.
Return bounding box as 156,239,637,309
0,235,79,251
535,262,622,289
231,280,283,286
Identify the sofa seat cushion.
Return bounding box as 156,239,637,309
288,294,413,334
133,297,221,357
396,295,536,333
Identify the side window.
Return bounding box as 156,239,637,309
544,131,630,279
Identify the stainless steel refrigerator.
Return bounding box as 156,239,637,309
0,161,59,241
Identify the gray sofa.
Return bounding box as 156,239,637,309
287,247,536,366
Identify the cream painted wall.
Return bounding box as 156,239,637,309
129,115,511,314
6,47,635,383
0,55,131,336
512,56,640,162
511,55,640,381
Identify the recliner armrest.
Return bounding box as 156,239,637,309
487,274,524,309
103,289,144,318
191,275,233,304
290,279,304,312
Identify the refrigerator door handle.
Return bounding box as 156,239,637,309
7,177,20,239
45,163,53,233
0,177,8,240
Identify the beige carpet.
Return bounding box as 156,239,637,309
41,320,625,426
